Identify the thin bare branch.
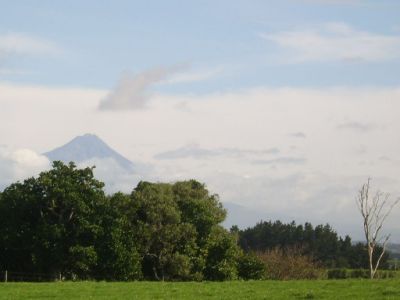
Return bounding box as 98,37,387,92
356,178,399,279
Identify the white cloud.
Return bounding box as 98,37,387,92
0,32,61,56
261,22,400,63
98,64,225,111
0,146,51,189
0,82,107,152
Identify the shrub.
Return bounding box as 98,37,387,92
257,247,325,280
237,252,266,280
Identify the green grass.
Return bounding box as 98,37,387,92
1,279,400,299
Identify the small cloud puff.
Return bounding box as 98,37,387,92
0,147,51,189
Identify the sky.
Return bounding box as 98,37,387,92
1,0,400,241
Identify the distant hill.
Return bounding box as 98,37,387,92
44,134,134,171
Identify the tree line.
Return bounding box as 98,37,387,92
236,220,389,270
0,161,386,281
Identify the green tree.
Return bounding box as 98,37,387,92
204,226,240,281
0,170,245,282
172,180,226,243
0,178,42,272
0,161,106,278
94,192,142,280
172,180,228,277
130,182,198,280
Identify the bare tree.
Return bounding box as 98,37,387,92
356,178,399,279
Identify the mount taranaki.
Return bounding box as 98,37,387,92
44,133,134,171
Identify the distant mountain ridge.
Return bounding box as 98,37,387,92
44,134,134,170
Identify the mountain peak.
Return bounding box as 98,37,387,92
44,134,134,170
80,133,99,138
72,133,102,142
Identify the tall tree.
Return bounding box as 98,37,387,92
94,192,142,280
0,161,106,278
130,182,198,280
356,178,399,279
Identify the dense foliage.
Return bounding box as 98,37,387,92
0,162,243,281
0,161,386,281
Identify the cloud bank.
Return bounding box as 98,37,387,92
2,82,400,241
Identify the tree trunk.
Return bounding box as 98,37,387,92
368,245,374,279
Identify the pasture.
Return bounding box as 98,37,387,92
1,279,400,299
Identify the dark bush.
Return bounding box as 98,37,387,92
237,253,265,280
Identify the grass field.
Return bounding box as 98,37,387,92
1,279,400,300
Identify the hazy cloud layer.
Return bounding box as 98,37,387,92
252,157,306,166
262,22,400,63
75,157,151,194
206,171,400,240
155,144,280,160
2,83,400,241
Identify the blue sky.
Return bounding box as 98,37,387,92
1,0,400,240
1,0,400,91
